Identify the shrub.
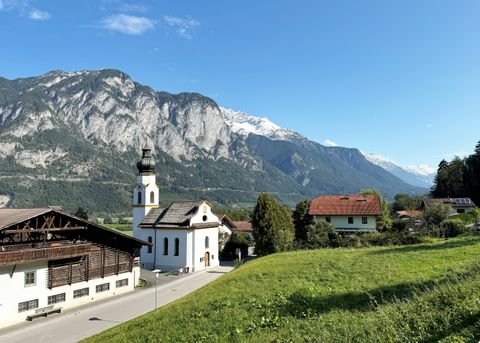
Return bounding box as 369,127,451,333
304,221,336,248
391,220,408,233
441,219,466,238
221,232,249,260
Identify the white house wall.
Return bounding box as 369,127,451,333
314,215,377,231
0,262,140,329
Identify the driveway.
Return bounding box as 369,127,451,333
0,265,233,343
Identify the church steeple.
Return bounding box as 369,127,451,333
136,148,155,174
133,148,159,250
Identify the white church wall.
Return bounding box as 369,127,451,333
152,230,189,272
191,227,220,272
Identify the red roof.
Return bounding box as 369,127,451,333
232,221,253,232
309,194,382,216
396,210,423,218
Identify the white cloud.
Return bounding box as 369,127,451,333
324,139,338,147
29,8,50,20
427,123,432,128
164,15,199,39
0,1,4,11
100,14,156,35
119,4,147,13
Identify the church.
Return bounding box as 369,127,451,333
133,148,220,272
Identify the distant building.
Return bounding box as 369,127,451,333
231,221,253,234
0,208,146,329
308,194,382,232
422,198,477,215
395,210,423,221
133,148,220,272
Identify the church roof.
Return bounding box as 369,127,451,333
140,201,215,228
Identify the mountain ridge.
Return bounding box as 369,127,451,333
0,69,425,213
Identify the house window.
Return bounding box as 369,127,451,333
25,271,36,287
96,283,110,293
116,279,129,288
205,236,209,249
174,238,179,256
137,191,142,204
457,209,465,214
163,237,169,255
147,236,152,253
18,299,38,313
362,217,368,224
48,293,66,305
325,216,331,223
150,191,155,204
73,288,89,299
348,217,354,224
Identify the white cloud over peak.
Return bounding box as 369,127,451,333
100,14,156,35
164,15,199,39
0,1,4,11
324,139,338,147
29,8,50,20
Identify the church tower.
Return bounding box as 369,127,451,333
133,148,159,240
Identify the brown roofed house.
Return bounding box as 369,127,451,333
309,194,382,232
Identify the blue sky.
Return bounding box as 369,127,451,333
1,0,479,171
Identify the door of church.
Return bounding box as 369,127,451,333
204,252,210,267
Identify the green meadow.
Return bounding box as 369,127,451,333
85,235,480,342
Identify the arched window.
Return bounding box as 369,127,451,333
163,237,169,255
174,238,179,256
137,191,142,205
205,236,209,249
147,236,152,253
150,191,155,204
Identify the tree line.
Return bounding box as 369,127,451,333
431,140,480,205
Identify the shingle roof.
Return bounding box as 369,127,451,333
0,208,149,246
140,201,208,228
232,221,253,232
309,195,382,216
0,208,52,229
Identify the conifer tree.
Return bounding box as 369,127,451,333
251,193,294,256
292,199,313,241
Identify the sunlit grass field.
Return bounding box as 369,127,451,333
85,235,480,342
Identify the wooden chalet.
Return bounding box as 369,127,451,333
0,207,148,329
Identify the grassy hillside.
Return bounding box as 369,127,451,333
85,236,480,342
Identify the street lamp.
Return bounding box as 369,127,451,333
152,269,161,310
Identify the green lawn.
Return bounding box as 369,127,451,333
85,235,480,343
102,223,133,236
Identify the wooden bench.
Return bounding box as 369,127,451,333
26,305,62,321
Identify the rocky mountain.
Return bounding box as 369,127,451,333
364,153,434,189
0,69,425,213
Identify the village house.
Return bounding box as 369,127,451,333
421,198,477,215
133,148,220,272
308,194,382,232
0,208,147,329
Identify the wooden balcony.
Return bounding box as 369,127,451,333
0,243,92,266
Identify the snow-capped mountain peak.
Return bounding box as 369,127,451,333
220,107,299,141
405,164,436,177
363,153,398,171
364,152,434,188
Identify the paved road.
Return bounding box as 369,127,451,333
0,266,233,343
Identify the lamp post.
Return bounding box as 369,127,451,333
152,269,161,310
